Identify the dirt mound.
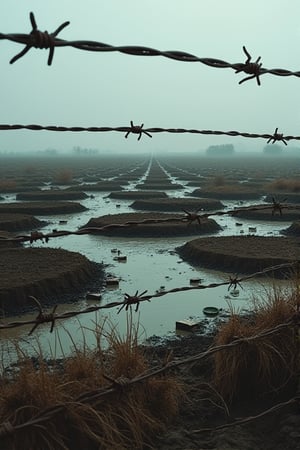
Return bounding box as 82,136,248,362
191,187,262,200
16,190,88,201
0,202,86,215
108,190,168,199
281,220,300,236
177,236,300,277
82,212,221,237
130,197,223,212
135,183,183,190
233,204,300,221
0,213,46,231
0,247,104,313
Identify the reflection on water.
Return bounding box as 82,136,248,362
1,190,294,364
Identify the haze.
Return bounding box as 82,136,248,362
1,0,300,155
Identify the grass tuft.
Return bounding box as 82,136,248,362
213,282,298,402
0,313,184,449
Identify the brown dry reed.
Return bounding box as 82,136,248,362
0,313,184,450
267,178,300,192
53,169,73,184
213,279,299,402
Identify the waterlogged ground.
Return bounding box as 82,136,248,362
1,155,300,449
0,185,293,363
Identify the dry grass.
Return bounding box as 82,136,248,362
211,175,226,186
0,179,17,190
53,169,73,184
213,282,299,402
0,314,184,450
267,177,300,192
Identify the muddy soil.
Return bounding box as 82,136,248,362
0,201,86,215
82,212,221,237
0,213,46,231
233,205,300,221
144,332,300,450
0,247,104,314
178,236,300,277
130,197,224,212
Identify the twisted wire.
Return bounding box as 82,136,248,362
0,260,297,333
0,123,299,144
1,13,300,84
0,202,298,244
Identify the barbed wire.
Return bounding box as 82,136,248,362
1,11,299,445
1,13,300,85
0,122,298,145
0,315,298,440
0,260,297,334
0,201,297,333
191,397,299,433
0,201,296,244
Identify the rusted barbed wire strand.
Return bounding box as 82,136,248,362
0,123,297,145
190,397,299,434
0,316,297,440
2,13,300,84
0,202,297,244
0,260,298,333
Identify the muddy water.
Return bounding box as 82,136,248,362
0,188,293,364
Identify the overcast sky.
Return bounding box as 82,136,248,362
1,0,300,154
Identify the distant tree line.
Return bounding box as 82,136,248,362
206,144,235,156
73,146,99,155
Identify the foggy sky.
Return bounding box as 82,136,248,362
1,0,300,154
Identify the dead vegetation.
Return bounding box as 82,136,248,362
0,315,184,450
213,282,299,402
267,178,300,192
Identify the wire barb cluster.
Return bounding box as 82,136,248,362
28,296,57,334
227,275,243,291
267,127,288,145
10,12,70,65
118,290,149,313
125,121,152,141
235,46,262,85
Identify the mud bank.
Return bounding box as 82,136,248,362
0,202,86,215
177,236,300,277
130,197,224,212
82,212,221,237
0,213,46,231
0,247,104,314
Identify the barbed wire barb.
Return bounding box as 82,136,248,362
118,290,149,313
235,46,262,85
182,209,202,225
271,196,286,216
10,12,70,65
124,121,152,140
267,127,288,145
228,275,243,291
28,295,58,334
